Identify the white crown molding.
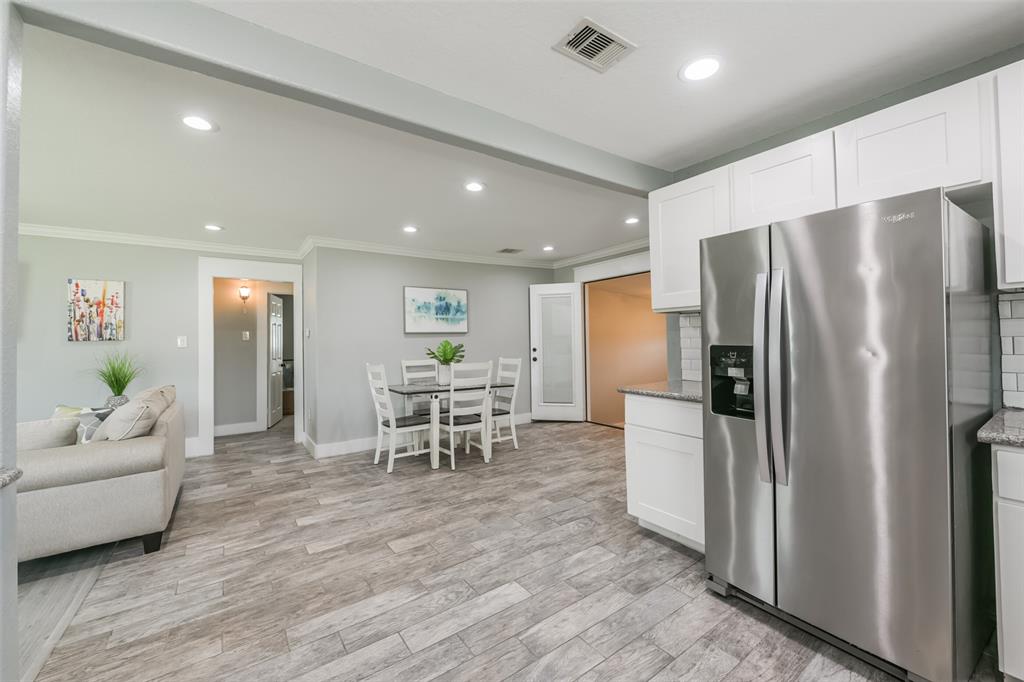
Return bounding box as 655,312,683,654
21,222,647,271
19,223,299,260
298,235,553,269
550,238,650,269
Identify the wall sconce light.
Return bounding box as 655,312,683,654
238,284,251,313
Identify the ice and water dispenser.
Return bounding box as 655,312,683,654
708,346,754,419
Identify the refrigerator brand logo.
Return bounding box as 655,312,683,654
881,211,916,224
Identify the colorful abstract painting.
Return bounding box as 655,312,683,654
67,279,125,342
404,286,468,333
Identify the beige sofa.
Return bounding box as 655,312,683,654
16,401,185,562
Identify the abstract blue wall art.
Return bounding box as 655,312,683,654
404,286,468,333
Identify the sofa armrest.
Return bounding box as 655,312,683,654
18,437,166,492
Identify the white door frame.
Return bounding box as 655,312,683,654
256,283,292,432
0,7,21,681
573,251,650,284
574,251,651,422
197,257,303,457
529,283,585,421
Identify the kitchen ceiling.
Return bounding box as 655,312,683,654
20,26,645,263
201,0,1024,171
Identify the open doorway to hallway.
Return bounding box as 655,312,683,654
585,272,667,428
213,278,294,436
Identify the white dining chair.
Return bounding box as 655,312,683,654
438,361,492,469
492,357,522,449
367,363,432,473
401,359,439,416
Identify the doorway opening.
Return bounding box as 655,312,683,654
213,278,295,436
585,272,667,428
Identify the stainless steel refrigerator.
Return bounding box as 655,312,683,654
700,188,995,681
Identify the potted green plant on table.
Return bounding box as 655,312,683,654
96,352,143,408
426,340,465,385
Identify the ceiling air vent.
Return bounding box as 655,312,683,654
553,18,636,73
497,248,523,254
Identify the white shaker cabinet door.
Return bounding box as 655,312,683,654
996,61,1024,288
731,131,837,231
997,499,1024,678
648,167,731,311
835,78,987,207
625,424,704,549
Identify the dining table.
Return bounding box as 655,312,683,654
388,381,514,469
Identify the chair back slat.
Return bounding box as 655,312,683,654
366,363,396,427
448,361,492,419
401,359,439,383
494,357,522,412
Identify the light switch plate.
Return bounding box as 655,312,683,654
176,336,188,348
242,331,251,341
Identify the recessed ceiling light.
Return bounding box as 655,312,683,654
680,57,720,81
464,181,485,192
403,225,418,233
204,224,222,232
183,115,216,132
543,245,554,252
625,217,640,225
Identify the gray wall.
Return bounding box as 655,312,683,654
308,248,552,445
18,236,201,434
281,294,294,360
18,236,294,438
302,248,318,443
213,277,257,426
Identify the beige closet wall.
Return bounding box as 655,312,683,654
587,273,668,427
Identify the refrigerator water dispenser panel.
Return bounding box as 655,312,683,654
709,345,754,419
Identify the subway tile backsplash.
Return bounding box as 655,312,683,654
679,312,702,382
1000,292,1024,408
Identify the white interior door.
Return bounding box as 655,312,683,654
529,283,585,421
268,294,284,428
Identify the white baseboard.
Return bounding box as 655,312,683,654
213,421,262,437
308,412,533,460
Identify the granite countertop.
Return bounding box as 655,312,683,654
617,380,703,404
0,467,22,490
978,408,1024,448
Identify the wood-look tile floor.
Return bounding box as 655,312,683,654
34,419,1002,682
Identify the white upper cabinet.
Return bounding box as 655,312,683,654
835,78,989,207
996,62,1024,288
649,167,731,311
731,131,837,231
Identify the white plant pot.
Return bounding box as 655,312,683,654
438,364,451,386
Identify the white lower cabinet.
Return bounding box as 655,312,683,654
995,448,1024,679
624,395,704,551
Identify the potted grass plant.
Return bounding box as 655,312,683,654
426,340,464,385
96,352,143,408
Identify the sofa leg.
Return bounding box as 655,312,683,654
141,531,163,554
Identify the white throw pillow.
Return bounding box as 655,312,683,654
133,385,176,411
92,393,169,442
17,418,80,451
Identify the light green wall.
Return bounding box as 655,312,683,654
17,236,295,438
308,248,553,446
18,236,203,435
213,277,257,426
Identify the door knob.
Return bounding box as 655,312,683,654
532,357,538,362
532,347,537,352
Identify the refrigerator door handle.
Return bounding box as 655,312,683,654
768,268,789,486
753,272,772,484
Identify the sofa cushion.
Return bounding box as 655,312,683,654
17,418,80,451
133,385,176,411
93,393,169,442
17,436,167,493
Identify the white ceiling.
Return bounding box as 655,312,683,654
201,0,1024,171
20,26,646,264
